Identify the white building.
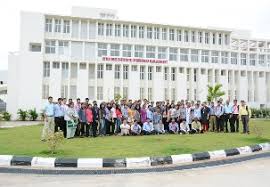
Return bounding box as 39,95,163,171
8,6,270,118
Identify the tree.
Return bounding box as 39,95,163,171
114,94,122,104
207,84,225,102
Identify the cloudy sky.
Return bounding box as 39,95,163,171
0,0,270,70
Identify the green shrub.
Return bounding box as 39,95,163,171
28,109,39,121
46,132,64,154
17,109,28,121
2,112,11,121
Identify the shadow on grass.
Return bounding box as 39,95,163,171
39,149,68,157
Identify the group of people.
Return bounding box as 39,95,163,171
41,97,252,140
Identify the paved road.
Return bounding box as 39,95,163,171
1,158,270,187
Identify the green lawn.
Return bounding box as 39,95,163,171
0,120,269,158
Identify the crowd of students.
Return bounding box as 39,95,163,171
41,97,252,140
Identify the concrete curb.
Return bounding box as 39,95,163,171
0,142,269,169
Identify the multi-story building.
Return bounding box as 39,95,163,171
8,6,270,117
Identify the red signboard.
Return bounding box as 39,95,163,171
102,56,168,64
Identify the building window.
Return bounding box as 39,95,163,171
177,30,182,41
123,25,129,37
231,52,238,65
106,64,112,71
249,54,256,66
211,51,219,63
88,64,95,79
110,44,120,56
148,66,153,80
218,33,222,45
171,67,176,81
58,41,69,56
45,40,56,54
259,55,265,66
115,65,121,79
169,29,175,41
98,23,104,36
54,19,61,33
187,68,190,82
158,47,167,59
63,20,70,33
62,62,69,79
140,66,145,80
164,88,168,100
123,87,128,99
146,46,155,58
115,24,121,37
169,48,177,61
97,64,104,79
179,67,184,73
187,89,190,101
148,88,153,101
97,87,103,100
147,27,153,39
156,66,161,72
201,50,209,63
205,33,209,44
131,65,137,71
80,63,86,70
184,30,189,42
45,18,52,32
61,85,68,98
224,34,229,45
162,28,167,40
70,63,78,78
221,52,228,64
191,49,198,62
180,49,189,62
140,88,145,100
171,88,176,101
194,69,197,82
88,86,95,100
42,85,49,99
43,61,50,77
131,25,137,38
134,45,144,58
80,21,87,39
123,65,129,79
53,62,60,69
122,44,132,57
164,67,168,80
194,89,197,101
139,26,144,38
98,43,107,57
29,43,41,52
240,53,247,65
114,87,120,98
191,31,196,42
106,23,113,36
201,69,206,75
154,27,159,39
212,33,216,44
198,32,203,43
221,70,226,76
69,85,77,99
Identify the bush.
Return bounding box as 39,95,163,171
251,108,270,119
2,112,11,121
17,109,28,121
28,109,39,121
46,132,64,154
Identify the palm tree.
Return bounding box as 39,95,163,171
207,84,225,102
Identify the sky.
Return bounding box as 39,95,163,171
0,0,270,70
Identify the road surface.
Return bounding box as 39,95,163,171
0,158,269,187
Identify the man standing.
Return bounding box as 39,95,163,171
215,100,224,132
209,102,216,132
224,100,232,133
239,100,252,134
41,96,55,141
231,99,240,132
201,102,210,132
54,98,66,137
92,102,100,137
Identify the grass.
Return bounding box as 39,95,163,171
0,120,269,158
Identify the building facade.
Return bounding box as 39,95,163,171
8,7,270,118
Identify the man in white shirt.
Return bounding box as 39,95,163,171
120,119,130,136
131,121,142,135
142,118,154,135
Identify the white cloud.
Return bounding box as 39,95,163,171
0,0,269,70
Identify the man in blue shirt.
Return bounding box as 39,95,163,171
215,100,224,132
41,96,55,141
54,98,66,137
224,100,232,133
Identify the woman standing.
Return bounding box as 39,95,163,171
85,104,94,137
140,104,147,125
65,102,79,139
99,103,106,136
